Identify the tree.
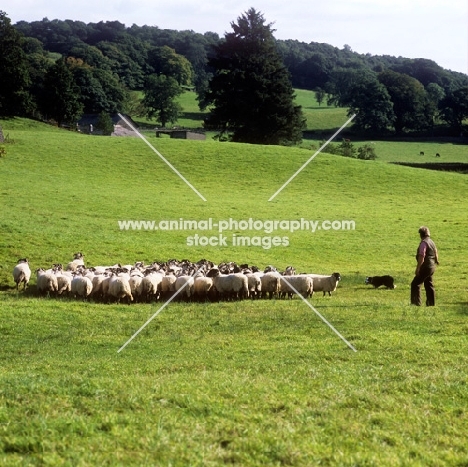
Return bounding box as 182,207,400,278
38,58,83,126
426,83,445,108
315,87,326,106
68,59,128,114
327,69,394,133
326,67,372,107
142,74,182,127
378,70,431,134
95,111,114,135
147,45,194,87
203,8,306,145
0,11,32,116
439,86,468,135
346,77,395,133
122,90,145,116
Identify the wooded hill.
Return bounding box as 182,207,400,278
15,17,468,94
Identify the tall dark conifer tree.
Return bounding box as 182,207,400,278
203,8,305,145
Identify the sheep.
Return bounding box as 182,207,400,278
66,252,85,272
55,271,72,295
279,275,313,299
161,273,177,299
71,274,93,299
260,271,281,299
306,272,341,296
13,258,31,290
54,266,73,295
101,274,113,300
36,268,58,295
244,272,262,299
206,269,249,300
108,274,133,303
141,270,164,301
90,264,120,275
174,275,195,300
193,275,214,301
90,273,108,300
128,270,144,301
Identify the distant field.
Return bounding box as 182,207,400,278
147,90,468,166
294,88,350,133
135,89,350,134
1,118,467,465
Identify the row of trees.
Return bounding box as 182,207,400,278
0,9,305,144
324,68,468,135
1,9,468,144
0,11,196,127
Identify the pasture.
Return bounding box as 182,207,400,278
1,115,468,465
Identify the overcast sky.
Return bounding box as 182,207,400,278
3,0,467,75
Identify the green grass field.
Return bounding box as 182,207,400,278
1,113,468,465
138,89,350,136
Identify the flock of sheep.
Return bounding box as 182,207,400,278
12,253,342,303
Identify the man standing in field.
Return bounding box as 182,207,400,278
411,226,439,306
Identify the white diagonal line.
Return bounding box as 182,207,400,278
117,268,203,353
278,275,357,352
268,114,356,201
117,113,207,202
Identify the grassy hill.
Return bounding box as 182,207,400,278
170,89,468,164
1,117,467,465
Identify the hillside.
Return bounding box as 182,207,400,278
1,117,467,281
1,118,468,465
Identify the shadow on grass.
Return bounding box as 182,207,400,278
393,162,468,174
454,302,468,315
303,106,337,111
302,128,351,140
181,111,206,122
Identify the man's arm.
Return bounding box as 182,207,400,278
415,254,424,275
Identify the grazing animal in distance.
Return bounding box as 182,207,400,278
419,151,425,156
435,153,441,157
365,275,396,289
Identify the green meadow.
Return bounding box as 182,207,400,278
1,104,468,465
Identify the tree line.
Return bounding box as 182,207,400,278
1,9,468,144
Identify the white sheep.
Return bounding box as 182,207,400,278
36,268,58,295
161,273,177,298
13,258,31,290
306,273,341,296
71,274,93,299
206,269,249,300
193,276,213,301
100,274,113,300
279,275,313,299
90,265,119,275
128,270,144,301
260,271,281,299
108,275,133,303
141,271,164,301
66,252,85,272
244,272,262,299
90,273,108,299
55,272,72,295
174,275,195,300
